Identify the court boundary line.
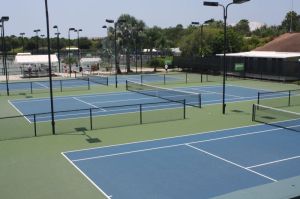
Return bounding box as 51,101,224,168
34,82,49,89
185,144,277,182
69,126,282,162
72,97,101,110
247,155,300,169
61,153,111,199
8,100,32,123
62,123,266,154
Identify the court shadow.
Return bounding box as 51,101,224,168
74,127,101,143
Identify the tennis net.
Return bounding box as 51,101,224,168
77,74,109,86
126,80,201,108
252,104,300,132
257,89,300,108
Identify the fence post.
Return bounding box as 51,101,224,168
33,114,37,137
30,82,33,94
288,90,291,106
164,74,166,85
140,104,142,124
252,104,256,121
141,74,143,84
90,108,93,130
185,72,188,84
257,92,260,105
184,100,186,119
60,80,63,92
201,73,203,83
88,78,90,90
199,94,202,108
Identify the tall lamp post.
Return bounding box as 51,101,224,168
102,25,112,71
44,0,55,135
1,16,9,96
53,25,61,73
40,34,45,50
33,29,41,54
75,29,82,68
191,19,213,57
20,32,25,52
203,0,250,114
68,27,75,77
105,19,126,88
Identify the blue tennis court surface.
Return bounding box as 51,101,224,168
0,78,92,93
9,84,266,122
63,121,300,199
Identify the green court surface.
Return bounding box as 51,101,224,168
0,76,300,199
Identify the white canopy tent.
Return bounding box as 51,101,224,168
80,57,101,64
14,54,58,64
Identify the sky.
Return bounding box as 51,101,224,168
0,0,299,38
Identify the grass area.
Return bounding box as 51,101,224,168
0,78,299,199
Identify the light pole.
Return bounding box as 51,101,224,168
106,18,126,88
40,34,45,50
53,25,61,73
33,29,41,54
20,32,25,53
75,29,82,68
203,0,250,114
44,0,55,135
1,16,9,96
191,19,213,57
68,27,75,77
102,25,112,71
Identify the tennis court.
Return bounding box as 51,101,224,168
0,75,108,95
9,84,266,122
63,120,300,199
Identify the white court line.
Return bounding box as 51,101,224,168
185,144,277,182
61,153,111,199
91,97,158,104
63,123,266,154
71,127,283,162
34,82,49,89
188,87,244,99
8,100,32,123
247,155,300,169
72,97,100,109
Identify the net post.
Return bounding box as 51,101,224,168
90,108,93,130
88,78,90,90
30,82,33,94
60,80,62,92
139,104,142,124
183,100,186,119
252,104,256,121
125,80,128,90
33,114,37,137
106,76,109,86
257,92,260,105
141,74,143,84
288,90,291,106
164,74,166,85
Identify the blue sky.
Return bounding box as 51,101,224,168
0,0,299,38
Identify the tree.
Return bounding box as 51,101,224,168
281,11,300,32
234,19,250,36
107,14,146,73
